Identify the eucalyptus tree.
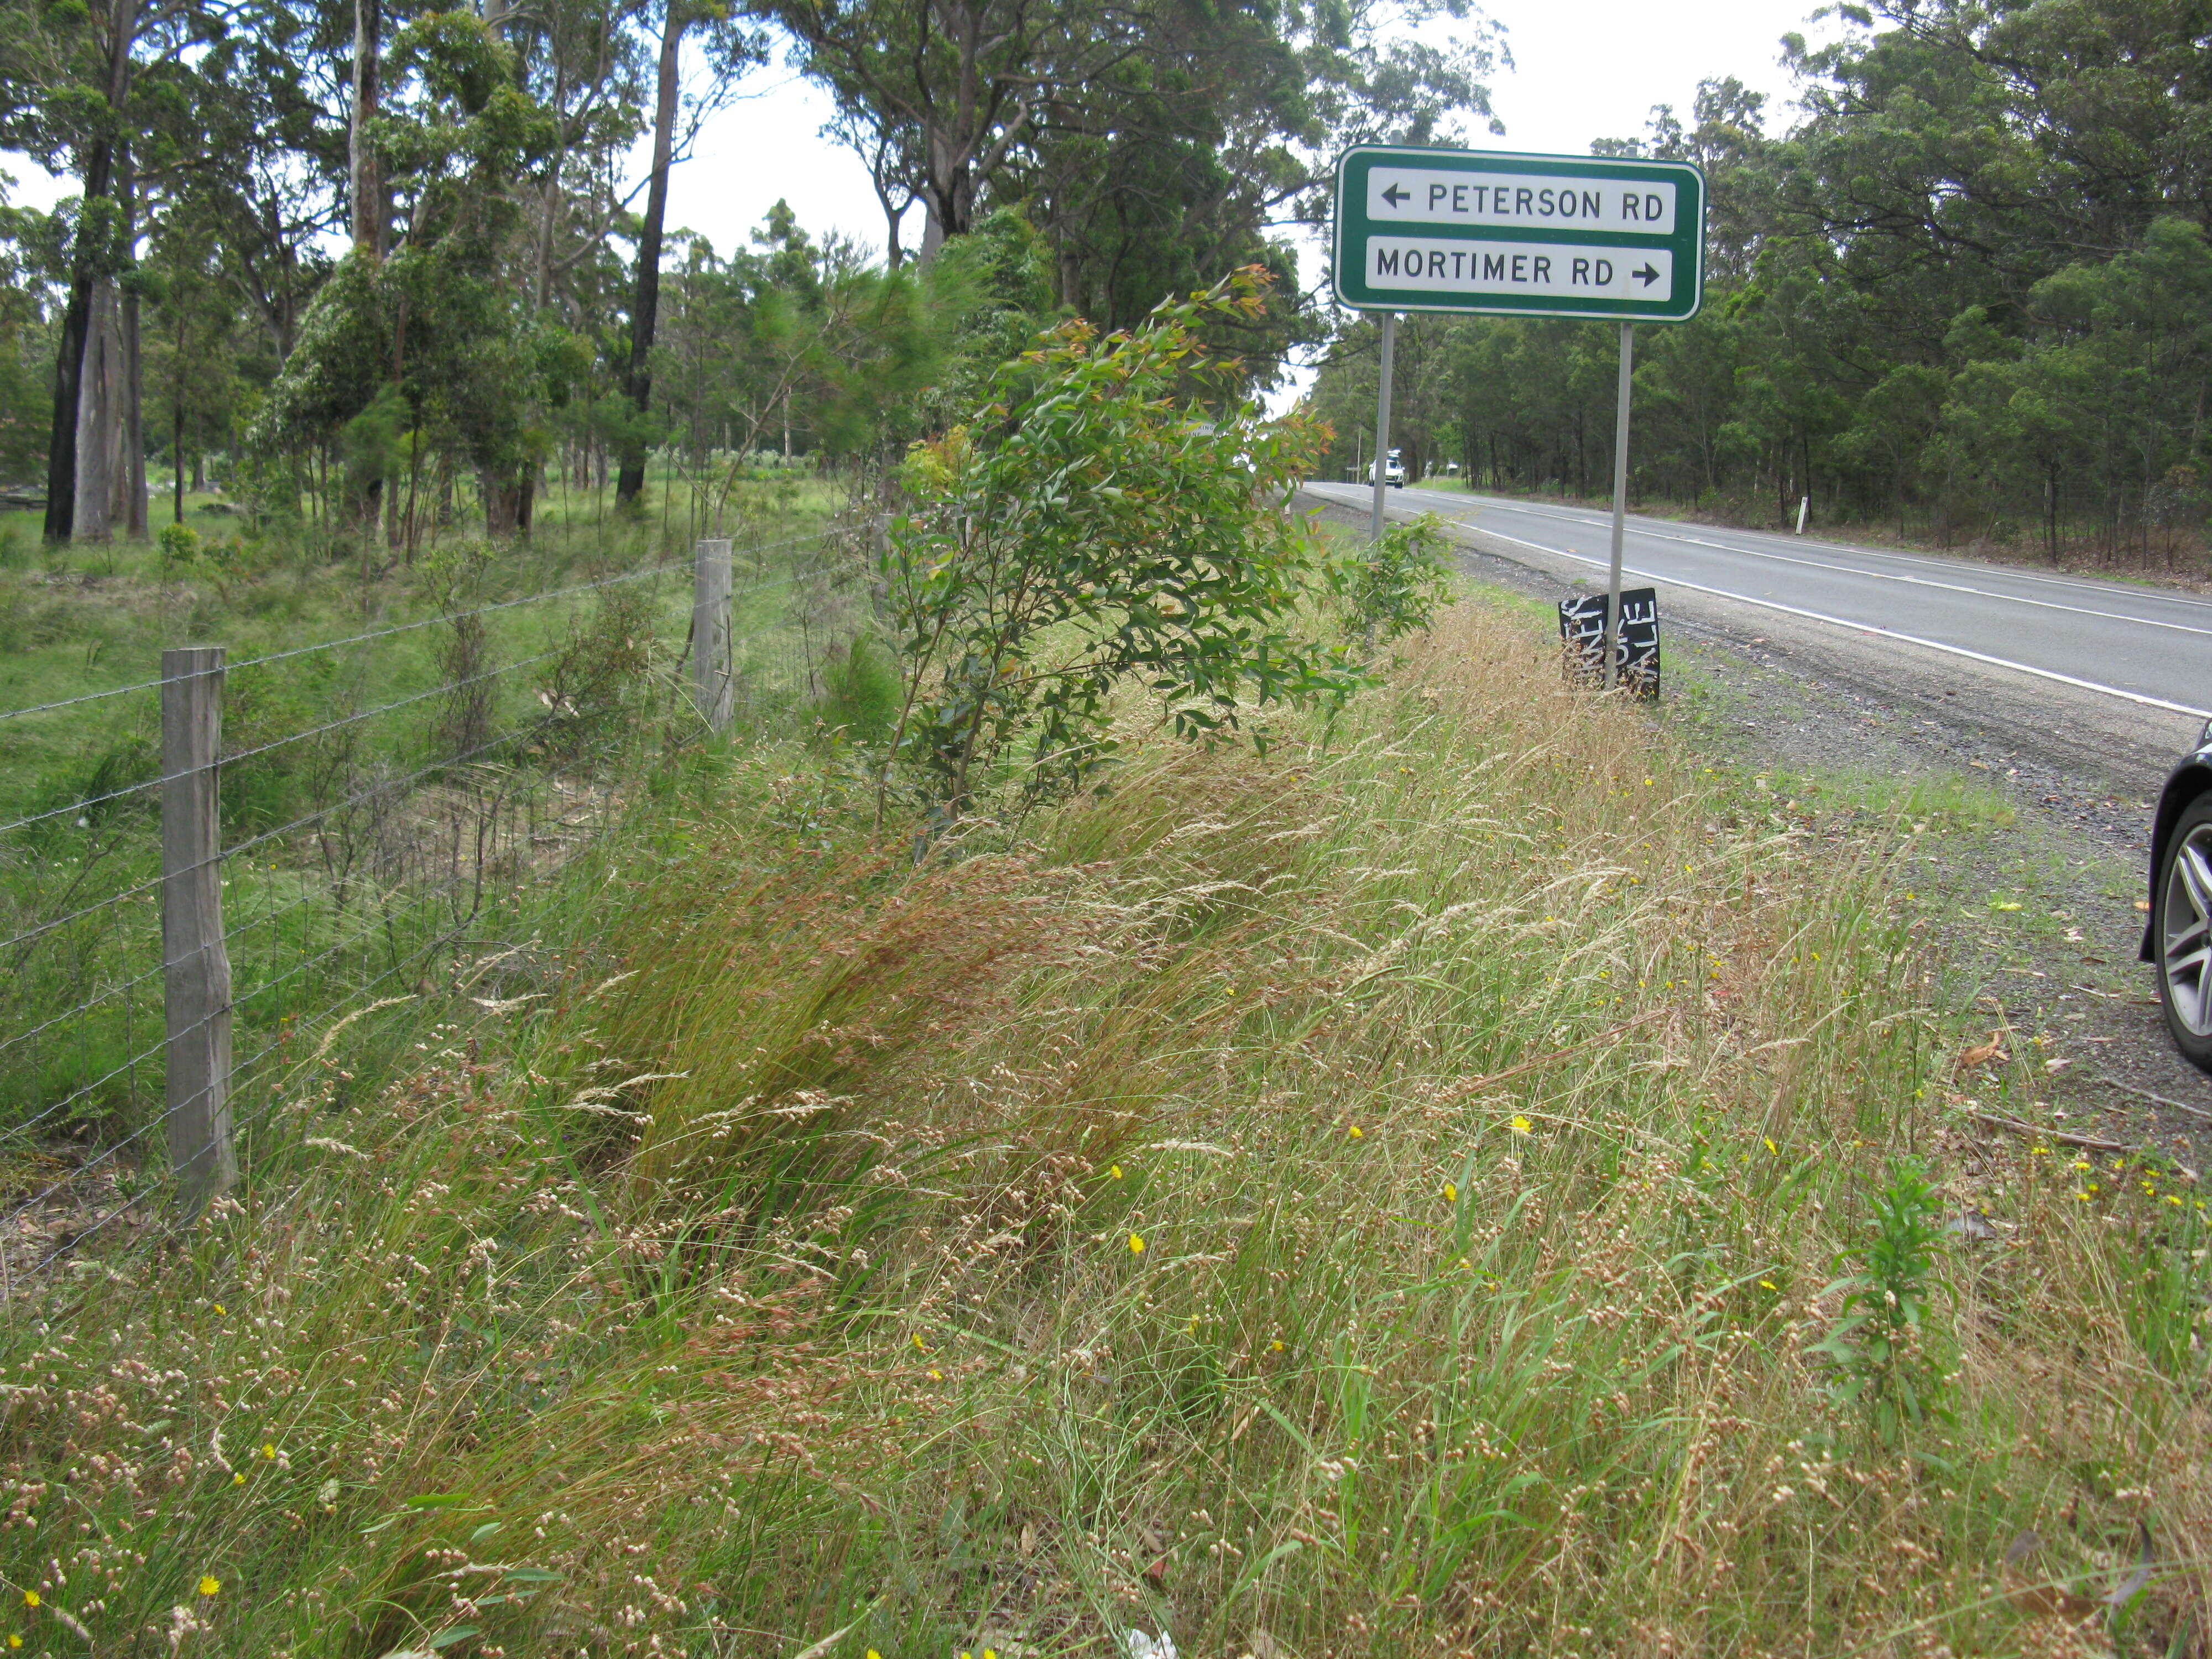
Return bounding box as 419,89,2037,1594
612,0,762,504
253,9,567,535
7,0,148,540
764,0,1116,262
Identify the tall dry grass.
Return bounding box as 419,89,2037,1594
0,596,2203,1658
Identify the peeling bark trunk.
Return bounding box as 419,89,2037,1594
44,284,91,544
73,281,119,542
615,0,683,506
121,153,145,539
351,0,383,259
43,0,138,543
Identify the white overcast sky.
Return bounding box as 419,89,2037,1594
5,0,1833,368
654,0,1831,264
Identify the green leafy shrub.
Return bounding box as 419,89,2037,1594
1333,510,1456,652
158,521,200,571
882,266,1358,824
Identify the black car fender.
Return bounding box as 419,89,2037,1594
2144,754,2212,961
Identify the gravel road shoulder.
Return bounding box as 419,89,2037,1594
1306,489,2212,1173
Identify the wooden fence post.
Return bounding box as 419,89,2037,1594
692,538,733,733
161,646,234,1211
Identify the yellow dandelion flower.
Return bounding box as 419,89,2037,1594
1760,1280,1777,1291
1347,1124,1364,1140
1108,1165,1123,1180
1764,1137,1777,1154
868,1651,883,1659
910,1333,927,1352
198,1577,220,1598
9,1632,21,1647
1510,1115,1532,1135
1442,1181,1458,1202
20,1593,36,1609
1128,1233,1145,1255
1270,1339,1285,1352
259,1442,275,1460
232,1472,246,1486
212,1303,226,1316
927,1369,943,1382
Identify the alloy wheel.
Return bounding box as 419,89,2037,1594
2162,823,2212,1036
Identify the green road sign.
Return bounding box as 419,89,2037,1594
1332,144,1707,322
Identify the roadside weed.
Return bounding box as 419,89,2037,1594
1812,1157,1955,1446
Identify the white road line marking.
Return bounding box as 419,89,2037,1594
1609,530,2212,639
1451,519,2212,722
1359,484,2212,616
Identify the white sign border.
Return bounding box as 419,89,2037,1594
1329,143,1709,325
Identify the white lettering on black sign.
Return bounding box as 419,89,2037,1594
1558,589,1660,698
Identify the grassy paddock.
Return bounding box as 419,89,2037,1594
0,594,2204,1657
0,479,866,1147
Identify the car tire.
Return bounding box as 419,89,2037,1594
2154,792,2212,1070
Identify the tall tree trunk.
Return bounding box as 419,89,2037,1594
43,0,137,544
615,0,684,507
73,282,118,542
45,281,91,544
351,0,383,259
122,294,144,536
171,314,185,527
120,148,145,539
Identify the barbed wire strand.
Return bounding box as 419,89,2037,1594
1,554,815,1282
0,546,835,841
0,959,164,1063
0,871,472,1212
0,773,165,841
221,527,837,674
217,651,565,770
0,676,171,724
1,709,649,1171
0,874,163,957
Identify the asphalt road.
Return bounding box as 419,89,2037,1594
1308,482,2212,721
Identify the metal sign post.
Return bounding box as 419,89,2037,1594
1601,321,1634,690
1369,312,1397,544
1332,144,1706,688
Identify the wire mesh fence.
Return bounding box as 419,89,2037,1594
0,519,883,1290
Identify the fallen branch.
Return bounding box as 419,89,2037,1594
1955,1107,2128,1154
2094,1070,2212,1125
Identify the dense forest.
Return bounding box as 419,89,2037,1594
1308,1,2212,566
3,0,2206,567
0,0,1502,545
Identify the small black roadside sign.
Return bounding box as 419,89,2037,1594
1559,588,1659,698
